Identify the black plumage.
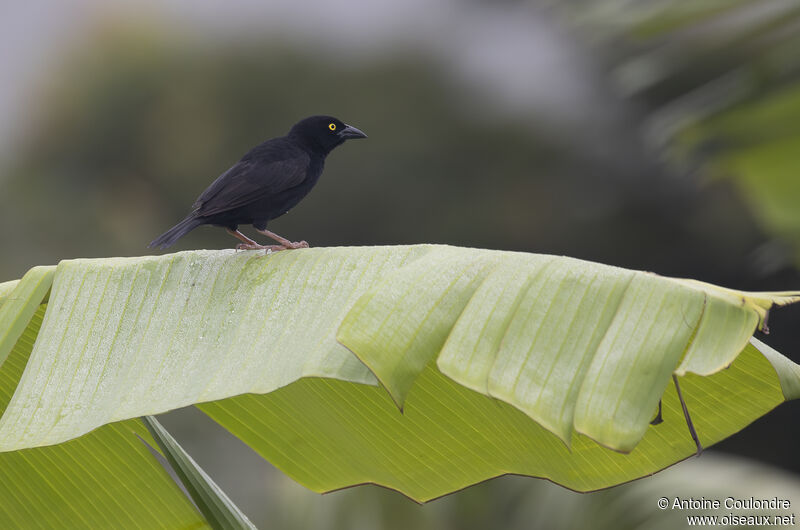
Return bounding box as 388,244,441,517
148,115,366,251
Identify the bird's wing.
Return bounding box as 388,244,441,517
192,152,310,217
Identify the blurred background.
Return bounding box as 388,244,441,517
2,0,800,527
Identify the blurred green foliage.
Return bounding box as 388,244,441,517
680,85,800,262
573,0,800,269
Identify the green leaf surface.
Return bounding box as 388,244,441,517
0,245,797,502
0,306,208,529
337,246,798,452
0,279,20,304
337,247,512,407
0,266,54,369
199,340,790,501
0,247,420,451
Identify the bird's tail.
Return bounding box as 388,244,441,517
148,214,203,249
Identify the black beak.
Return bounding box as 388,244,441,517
338,124,367,140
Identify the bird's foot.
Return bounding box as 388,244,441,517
236,242,268,251
238,241,309,254
261,241,309,255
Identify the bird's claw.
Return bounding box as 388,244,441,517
263,241,308,254
236,240,308,253
236,243,266,251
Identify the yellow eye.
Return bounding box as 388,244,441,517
328,123,337,131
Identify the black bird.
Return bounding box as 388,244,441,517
149,115,367,251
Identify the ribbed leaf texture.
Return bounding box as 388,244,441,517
0,245,798,503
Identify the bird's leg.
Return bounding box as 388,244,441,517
227,228,270,250
255,229,309,250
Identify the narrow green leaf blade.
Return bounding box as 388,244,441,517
143,415,256,530
751,336,800,400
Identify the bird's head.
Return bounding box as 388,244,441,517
288,115,367,154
